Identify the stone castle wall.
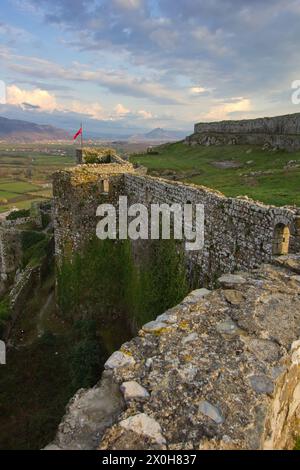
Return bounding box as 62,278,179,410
0,227,22,295
52,163,133,263
53,166,300,288
186,113,300,151
124,174,300,286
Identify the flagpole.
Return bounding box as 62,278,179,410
81,122,83,151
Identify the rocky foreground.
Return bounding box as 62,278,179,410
46,255,300,450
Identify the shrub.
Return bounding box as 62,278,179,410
21,231,45,251
82,147,116,164
41,212,51,229
70,339,102,389
6,209,30,221
69,320,104,389
21,231,49,267
22,237,49,267
0,297,11,337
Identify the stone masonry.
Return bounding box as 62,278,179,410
186,112,300,151
48,255,300,450
0,227,22,295
53,164,300,288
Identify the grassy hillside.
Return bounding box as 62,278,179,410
130,142,300,207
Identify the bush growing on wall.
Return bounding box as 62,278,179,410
125,239,188,327
6,209,30,221
57,237,189,329
21,231,49,267
82,147,117,164
0,296,11,337
69,320,104,389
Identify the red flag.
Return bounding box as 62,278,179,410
73,127,82,140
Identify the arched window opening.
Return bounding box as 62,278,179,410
272,223,290,255
103,180,110,193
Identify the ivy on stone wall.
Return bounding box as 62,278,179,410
0,295,10,337
57,237,188,329
126,239,189,327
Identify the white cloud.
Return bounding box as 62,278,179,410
190,87,208,95
111,105,153,121
5,84,156,125
6,85,57,111
204,98,251,121
6,84,104,119
65,101,104,120
0,47,183,105
138,109,153,119
114,103,130,116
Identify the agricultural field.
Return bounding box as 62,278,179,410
0,143,75,213
130,142,300,207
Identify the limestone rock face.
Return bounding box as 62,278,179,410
98,413,166,450
198,400,224,424
223,289,245,305
218,274,246,288
47,371,125,450
183,288,211,304
119,414,166,445
104,351,135,370
97,258,300,450
120,381,150,401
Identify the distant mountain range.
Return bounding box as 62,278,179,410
0,116,70,142
128,128,187,143
0,116,187,143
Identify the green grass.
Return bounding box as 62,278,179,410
0,143,75,213
0,190,21,200
0,181,40,193
130,142,300,206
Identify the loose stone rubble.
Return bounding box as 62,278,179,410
49,255,300,450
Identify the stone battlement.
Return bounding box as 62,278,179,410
186,112,300,151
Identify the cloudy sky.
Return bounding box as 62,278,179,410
0,0,300,135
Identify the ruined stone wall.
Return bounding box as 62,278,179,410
124,174,299,286
186,113,300,151
52,164,133,263
0,227,22,295
53,166,300,287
